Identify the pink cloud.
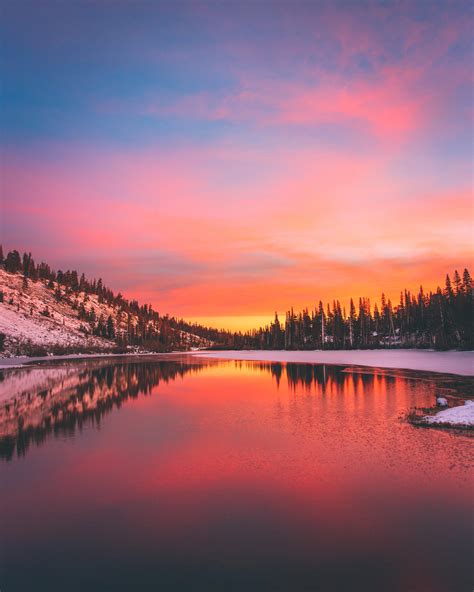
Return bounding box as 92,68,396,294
2,140,472,323
92,3,473,146
106,59,458,144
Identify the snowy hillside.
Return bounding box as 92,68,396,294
0,268,210,356
0,268,115,355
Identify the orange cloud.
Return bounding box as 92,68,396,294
2,141,472,328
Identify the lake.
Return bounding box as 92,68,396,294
1,357,473,591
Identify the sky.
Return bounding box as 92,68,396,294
1,0,473,331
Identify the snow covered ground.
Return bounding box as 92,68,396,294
0,268,115,355
0,351,180,369
0,269,209,356
192,349,474,376
422,400,474,427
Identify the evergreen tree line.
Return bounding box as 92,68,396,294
1,246,472,351
239,269,473,351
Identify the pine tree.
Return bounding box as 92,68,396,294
349,298,356,347
106,315,115,340
4,250,22,273
462,268,472,295
96,314,106,337
453,270,462,295
444,274,453,299
373,303,380,336
319,301,325,348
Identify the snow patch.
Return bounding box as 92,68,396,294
192,349,474,376
0,269,210,356
423,400,474,427
0,269,114,354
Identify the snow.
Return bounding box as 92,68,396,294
0,269,209,356
0,351,183,370
423,400,474,427
436,397,448,407
192,349,474,376
0,269,115,354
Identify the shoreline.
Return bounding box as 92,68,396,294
191,349,474,377
408,401,474,431
0,351,186,370
2,348,473,430
0,348,473,376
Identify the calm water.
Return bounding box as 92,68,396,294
1,358,473,591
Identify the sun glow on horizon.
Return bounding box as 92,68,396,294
186,316,280,333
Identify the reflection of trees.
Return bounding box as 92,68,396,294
257,361,469,405
246,361,398,395
3,358,466,462
0,361,206,461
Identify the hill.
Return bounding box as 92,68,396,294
0,253,213,356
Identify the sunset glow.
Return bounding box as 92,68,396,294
1,1,472,329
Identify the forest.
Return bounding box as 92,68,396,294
1,246,472,351
245,271,473,351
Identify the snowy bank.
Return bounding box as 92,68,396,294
192,349,474,376
0,351,186,370
422,401,474,428
1,349,473,377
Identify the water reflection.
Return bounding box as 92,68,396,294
0,359,206,461
1,358,467,462
256,360,395,392
1,358,473,592
250,359,472,400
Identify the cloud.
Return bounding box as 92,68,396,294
92,1,471,147
1,0,472,327
2,140,472,320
